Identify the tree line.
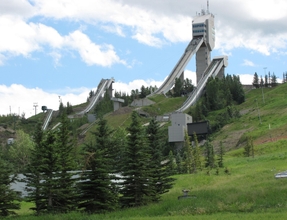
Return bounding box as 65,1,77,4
0,110,175,216
189,75,244,132
252,72,278,88
87,85,158,108
168,132,226,176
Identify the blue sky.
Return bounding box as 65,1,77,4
1,0,287,117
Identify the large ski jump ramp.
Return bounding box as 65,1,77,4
151,37,204,95
176,56,228,112
77,78,114,115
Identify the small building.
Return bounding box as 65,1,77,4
168,112,192,149
111,97,125,111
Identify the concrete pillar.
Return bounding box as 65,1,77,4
196,43,211,84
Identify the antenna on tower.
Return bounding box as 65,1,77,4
207,0,210,14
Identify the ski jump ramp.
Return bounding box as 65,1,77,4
42,109,53,130
149,35,228,112
42,78,114,130
77,78,114,115
176,56,228,112
151,38,204,95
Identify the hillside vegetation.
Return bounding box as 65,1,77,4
4,83,287,219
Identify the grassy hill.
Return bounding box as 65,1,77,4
7,83,287,219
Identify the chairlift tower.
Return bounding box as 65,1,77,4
33,103,38,116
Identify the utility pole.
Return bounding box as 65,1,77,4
33,103,38,116
261,67,267,104
255,99,262,124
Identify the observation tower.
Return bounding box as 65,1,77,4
192,7,215,83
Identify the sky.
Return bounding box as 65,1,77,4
1,0,287,118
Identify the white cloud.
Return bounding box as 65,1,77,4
0,15,126,67
242,59,255,67
0,0,35,18
0,84,90,118
1,0,287,68
101,25,126,37
184,70,197,86
236,74,254,85
33,0,192,45
113,79,163,95
64,30,127,66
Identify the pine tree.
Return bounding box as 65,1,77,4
204,140,215,169
120,111,151,207
54,111,77,213
24,122,45,214
146,118,174,202
0,156,21,217
271,72,277,87
192,133,202,173
41,130,60,213
217,141,225,168
111,127,127,173
252,72,259,88
183,130,193,174
244,136,254,157
77,117,118,213
94,89,113,118
168,150,177,175
173,78,184,97
264,75,268,87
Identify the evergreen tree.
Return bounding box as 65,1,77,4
192,133,201,173
192,101,204,122
66,102,73,115
183,78,194,94
94,90,113,118
271,72,277,87
244,136,254,157
24,122,45,214
59,101,64,115
168,150,177,175
41,130,60,213
268,71,271,85
175,152,183,174
264,75,268,87
54,111,77,213
183,130,193,174
77,117,118,213
231,75,245,104
173,78,184,97
140,85,148,98
252,72,259,88
111,127,127,173
0,155,21,217
204,140,215,169
217,141,225,168
146,118,174,202
120,111,151,207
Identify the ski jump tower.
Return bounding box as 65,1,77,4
193,8,215,84
151,1,227,98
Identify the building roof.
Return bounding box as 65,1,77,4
193,14,213,24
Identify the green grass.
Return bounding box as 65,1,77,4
142,96,186,116
11,83,287,219
12,140,287,219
